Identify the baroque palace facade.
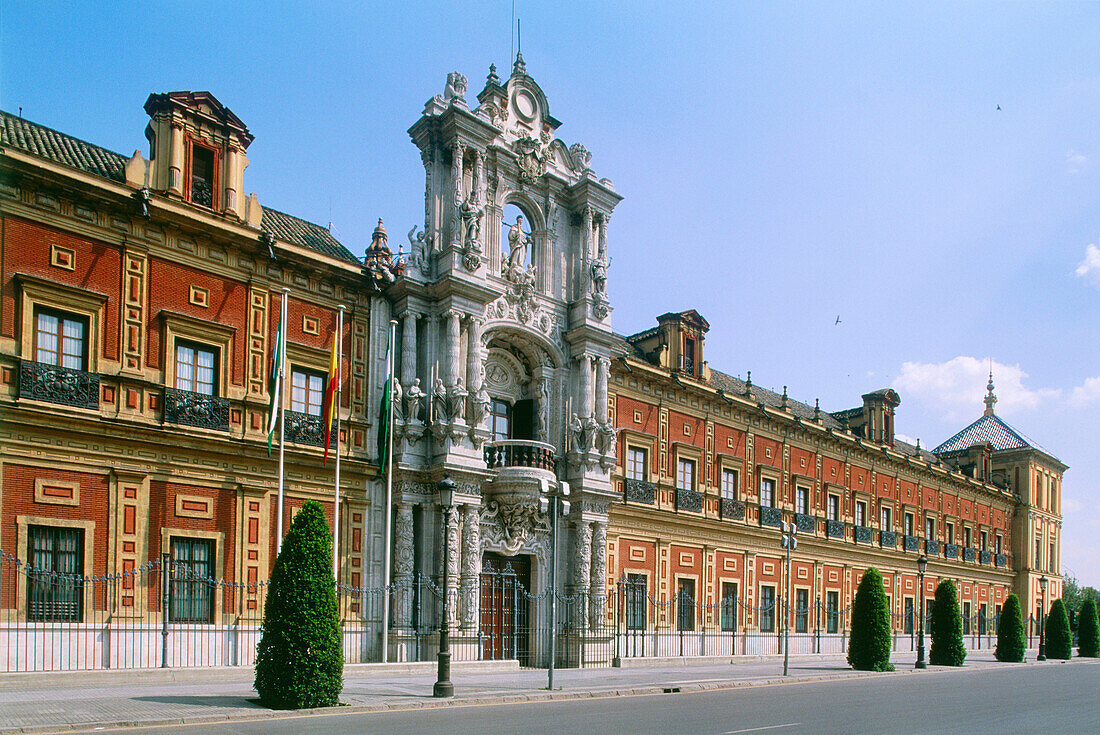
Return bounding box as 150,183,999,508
0,56,1064,669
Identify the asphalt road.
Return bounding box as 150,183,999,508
80,659,1100,735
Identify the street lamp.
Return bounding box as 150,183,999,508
780,520,797,677
433,476,456,698
1037,575,1048,662
915,554,928,669
539,480,570,689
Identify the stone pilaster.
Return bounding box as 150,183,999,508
460,504,481,629
595,357,609,424
573,520,592,628
450,141,464,248
393,503,415,628
444,504,461,627
589,521,607,629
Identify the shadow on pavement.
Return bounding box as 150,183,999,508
132,695,265,709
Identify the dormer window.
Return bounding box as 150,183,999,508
683,337,695,375
186,139,218,209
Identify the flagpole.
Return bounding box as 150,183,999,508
333,305,345,580
381,318,397,663
276,287,289,553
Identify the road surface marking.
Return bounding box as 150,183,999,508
723,723,801,734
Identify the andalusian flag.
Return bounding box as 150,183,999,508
376,342,392,470
266,308,284,455
321,332,339,465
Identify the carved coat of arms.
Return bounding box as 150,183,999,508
513,136,547,184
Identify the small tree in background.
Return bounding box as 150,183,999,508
255,501,343,709
1078,599,1099,658
929,579,966,666
1045,598,1072,660
847,567,894,671
994,594,1026,662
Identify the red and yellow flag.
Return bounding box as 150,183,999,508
321,333,339,465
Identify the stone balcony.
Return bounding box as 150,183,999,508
482,440,557,503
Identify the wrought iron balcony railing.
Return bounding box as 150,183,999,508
624,478,656,505
676,487,703,513
283,409,335,447
163,387,229,431
903,535,920,552
18,360,99,409
980,550,993,565
962,547,976,562
945,543,958,559
795,512,816,534
925,539,941,556
995,553,1006,567
483,440,556,471
721,498,745,520
855,525,873,544
880,530,897,548
760,505,783,528
826,519,845,539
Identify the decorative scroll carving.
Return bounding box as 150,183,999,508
513,135,547,184
282,409,335,447
479,499,547,556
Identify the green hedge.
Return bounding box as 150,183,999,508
1079,599,1099,657
994,594,1026,663
929,579,966,666
847,567,893,671
1045,598,1072,660
255,501,344,709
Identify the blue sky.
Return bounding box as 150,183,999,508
6,1,1100,586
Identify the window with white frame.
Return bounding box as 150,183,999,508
796,486,809,515
880,505,892,530
855,500,867,527
721,468,739,500
34,308,87,370
760,477,775,508
759,585,776,632
291,368,325,415
175,341,217,395
827,494,840,521
677,458,696,492
627,447,648,481
925,517,936,540
826,590,839,634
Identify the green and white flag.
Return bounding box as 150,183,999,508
376,342,392,470
267,308,284,455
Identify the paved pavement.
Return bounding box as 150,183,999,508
0,648,1051,734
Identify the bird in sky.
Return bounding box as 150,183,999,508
996,105,1002,110
835,315,842,325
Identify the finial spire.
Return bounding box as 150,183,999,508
512,18,526,75
983,368,997,416
487,63,499,86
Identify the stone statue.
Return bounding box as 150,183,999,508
407,225,427,263
449,378,469,423
507,215,529,273
444,71,468,102
597,422,617,455
405,377,424,422
471,384,491,427
537,380,551,441
591,259,607,295
568,412,585,453
462,200,482,246
432,377,449,423
583,415,599,452
391,377,404,420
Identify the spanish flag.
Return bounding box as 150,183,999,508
321,332,339,465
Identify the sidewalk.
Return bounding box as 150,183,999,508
0,649,1048,734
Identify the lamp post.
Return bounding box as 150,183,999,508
915,554,928,669
433,476,456,698
539,481,570,689
1037,575,1048,662
780,520,797,677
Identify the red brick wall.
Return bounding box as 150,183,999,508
148,480,238,579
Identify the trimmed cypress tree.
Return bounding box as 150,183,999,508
1045,598,1072,659
1078,599,1100,657
847,567,894,671
929,579,966,666
994,594,1026,662
255,501,343,709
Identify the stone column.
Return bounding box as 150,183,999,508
579,356,594,419
444,310,461,389
595,357,609,424
472,149,484,205
450,141,464,249
597,214,608,261
465,316,482,395
589,521,607,630
393,503,416,628
573,520,592,628
169,122,184,194
460,504,481,629
401,311,418,387
442,504,461,628
422,146,438,251
224,145,240,216
581,207,593,293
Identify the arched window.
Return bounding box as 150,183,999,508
501,203,532,271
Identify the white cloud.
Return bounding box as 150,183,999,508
894,356,1060,422
894,433,919,447
1066,149,1088,174
1075,244,1100,289
1071,376,1100,404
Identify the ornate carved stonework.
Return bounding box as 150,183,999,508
569,142,592,171
513,135,547,184
479,499,548,555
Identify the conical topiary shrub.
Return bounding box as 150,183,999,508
1045,598,1072,660
929,579,966,666
994,594,1026,662
847,567,894,671
255,501,343,709
1078,599,1099,657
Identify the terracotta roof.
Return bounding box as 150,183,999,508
1,110,126,181
932,413,1056,459
1,109,358,264
260,207,359,264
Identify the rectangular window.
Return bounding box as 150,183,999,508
760,586,776,633
1049,542,1056,573
34,309,87,370
175,341,217,395
170,537,214,623
826,591,839,634
905,513,915,537
796,486,809,515
626,447,648,481
963,602,972,635
964,527,972,549
489,399,511,442
880,505,891,530
188,142,216,208
980,531,987,551
290,368,325,415
721,581,739,632
995,535,1002,555
945,521,954,545
625,573,646,630
795,588,809,633
676,578,696,631
1035,538,1042,568
978,604,987,635
904,597,915,635
721,468,739,500
683,337,695,375
855,501,867,527
925,517,935,540
827,495,840,521
759,477,775,508
27,525,84,622
677,458,696,492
